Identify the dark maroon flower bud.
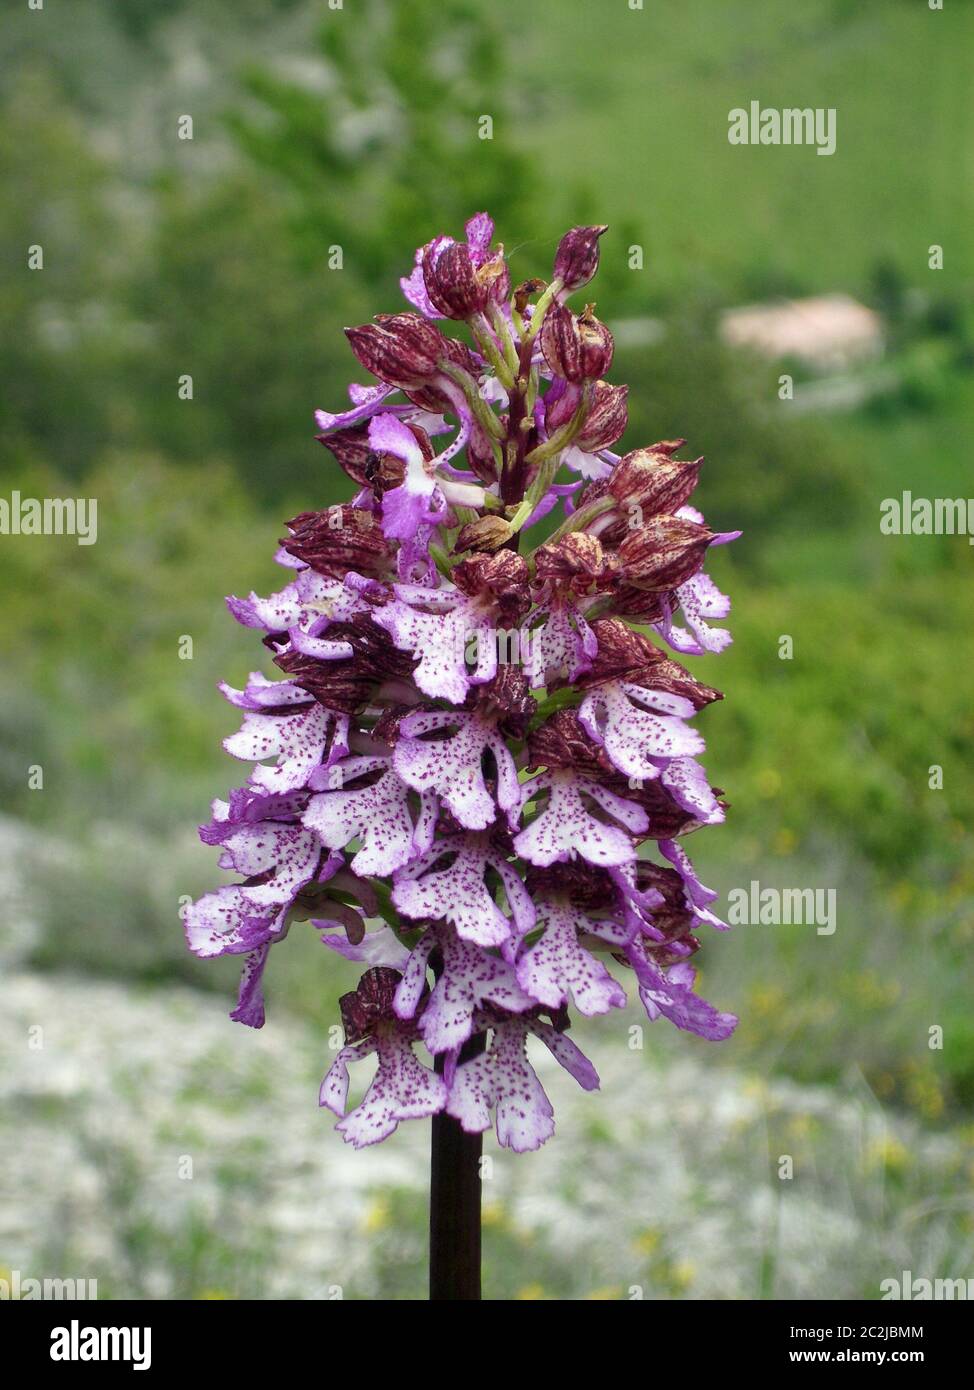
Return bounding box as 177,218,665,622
615,514,714,592
423,240,509,320
401,382,448,412
579,618,722,708
471,667,537,737
527,708,607,773
345,312,446,389
534,532,609,593
281,506,392,580
573,475,610,513
607,443,702,517
464,420,500,485
553,224,608,292
274,647,374,715
578,381,629,452
452,550,531,625
454,515,514,554
525,860,615,912
316,424,374,487
403,335,482,412
441,334,481,376
601,584,667,625
318,421,433,492
337,613,419,682
545,380,628,453
339,966,402,1042
540,303,614,383
276,613,417,713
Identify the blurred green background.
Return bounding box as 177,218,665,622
2,0,972,1300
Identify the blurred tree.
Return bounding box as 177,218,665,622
0,72,130,481
2,2,544,502
615,305,863,552
130,168,365,503
128,0,544,500
226,0,538,282
111,0,304,43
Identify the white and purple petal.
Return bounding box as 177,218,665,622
322,1030,447,1148
629,945,737,1041
304,759,426,877
394,712,492,828
224,702,335,794
393,835,516,948
395,926,533,1053
579,679,703,779
513,769,646,868
516,899,626,1016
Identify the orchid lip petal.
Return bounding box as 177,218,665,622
513,768,645,868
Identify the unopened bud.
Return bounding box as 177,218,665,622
345,313,445,389
547,380,628,452
282,507,392,580
440,335,481,377
454,515,514,553
453,550,531,624
316,424,374,487
465,421,500,485
553,224,608,292
607,443,701,516
534,532,608,590
540,303,614,383
423,240,509,320
579,618,721,707
615,515,713,591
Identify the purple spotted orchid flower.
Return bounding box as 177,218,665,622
186,215,739,1152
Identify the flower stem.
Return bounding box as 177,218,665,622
524,382,592,464
471,315,515,391
523,278,563,347
544,492,615,545
438,360,505,441
429,1031,484,1301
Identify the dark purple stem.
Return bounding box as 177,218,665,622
500,334,538,507
429,1031,485,1300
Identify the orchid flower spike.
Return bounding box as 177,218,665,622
186,215,739,1151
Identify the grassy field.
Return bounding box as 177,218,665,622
496,0,974,299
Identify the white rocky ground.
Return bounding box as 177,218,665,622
1,818,969,1300
2,963,968,1300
